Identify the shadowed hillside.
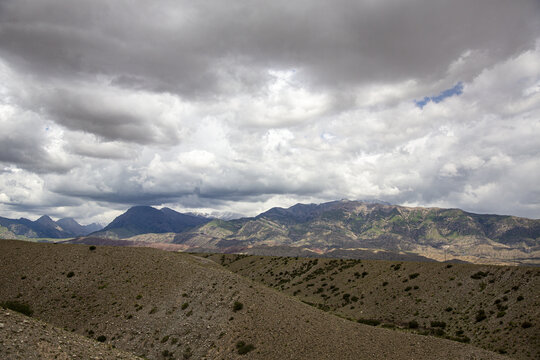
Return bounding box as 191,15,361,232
91,206,211,239
0,240,511,360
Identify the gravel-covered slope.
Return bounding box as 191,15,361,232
0,240,511,359
0,308,141,360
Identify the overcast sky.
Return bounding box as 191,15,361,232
1,0,539,225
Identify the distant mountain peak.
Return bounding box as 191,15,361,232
36,214,55,223
92,205,212,238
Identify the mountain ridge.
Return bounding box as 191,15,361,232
0,214,102,239
173,200,540,265
90,205,212,239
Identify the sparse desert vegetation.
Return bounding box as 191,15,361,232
205,253,540,360
0,240,517,359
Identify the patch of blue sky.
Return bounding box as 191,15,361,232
415,82,463,108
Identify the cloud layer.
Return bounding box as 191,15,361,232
0,0,539,224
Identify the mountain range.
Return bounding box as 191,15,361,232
2,200,539,265
170,200,540,265
0,215,102,239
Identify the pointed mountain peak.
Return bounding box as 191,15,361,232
57,217,79,225
36,215,55,224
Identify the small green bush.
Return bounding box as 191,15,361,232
96,335,106,342
470,271,488,280
408,320,419,329
475,309,487,322
0,300,33,316
233,301,243,312
181,302,189,310
357,318,381,326
430,321,446,329
236,341,255,355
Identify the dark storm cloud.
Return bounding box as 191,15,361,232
1,0,538,97
0,136,69,173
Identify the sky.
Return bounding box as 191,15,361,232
0,0,539,225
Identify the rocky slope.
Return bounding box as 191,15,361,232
174,200,540,265
0,308,141,360
0,240,510,360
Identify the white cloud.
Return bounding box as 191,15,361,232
0,1,539,223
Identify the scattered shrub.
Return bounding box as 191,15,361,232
470,271,488,280
517,295,524,301
409,273,419,279
161,335,169,343
96,335,106,342
408,320,419,329
521,321,532,329
0,300,33,316
89,245,96,251
181,302,189,310
445,307,453,312
357,318,381,326
475,309,487,322
66,271,75,278
236,341,255,355
430,321,446,329
382,281,388,287
233,301,243,312
149,306,157,314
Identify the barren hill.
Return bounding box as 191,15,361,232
205,253,540,359
0,240,510,359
